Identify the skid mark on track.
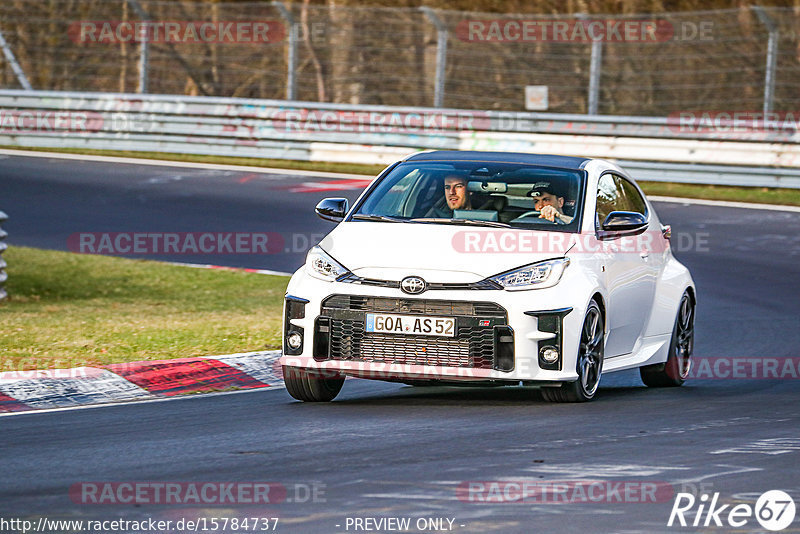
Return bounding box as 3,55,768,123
671,464,763,486
145,175,184,184
711,437,800,455
523,463,688,478
497,416,793,451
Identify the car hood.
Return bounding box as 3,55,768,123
319,221,571,283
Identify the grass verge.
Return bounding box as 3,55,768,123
3,145,800,207
0,246,288,372
638,181,800,207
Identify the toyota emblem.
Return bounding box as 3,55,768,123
400,276,427,295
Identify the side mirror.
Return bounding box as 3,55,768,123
315,198,349,222
600,211,648,236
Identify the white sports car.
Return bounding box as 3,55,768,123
280,151,696,402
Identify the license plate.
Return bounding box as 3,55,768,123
365,313,455,337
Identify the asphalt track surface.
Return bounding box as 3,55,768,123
2,153,800,533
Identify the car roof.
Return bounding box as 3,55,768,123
404,150,591,170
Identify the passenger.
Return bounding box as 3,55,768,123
528,182,573,223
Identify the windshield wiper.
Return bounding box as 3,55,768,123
351,214,407,223
410,218,510,228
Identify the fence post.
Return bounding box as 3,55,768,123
420,7,448,108
273,2,297,101
0,25,32,90
587,39,603,115
752,6,778,115
0,211,8,301
577,14,602,115
126,0,150,93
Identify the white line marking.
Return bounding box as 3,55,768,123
0,148,363,179
165,261,293,277
649,195,800,213
0,380,287,418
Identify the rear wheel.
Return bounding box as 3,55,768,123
283,366,345,402
640,291,694,387
541,301,604,403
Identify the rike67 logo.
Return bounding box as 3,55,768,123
668,490,795,531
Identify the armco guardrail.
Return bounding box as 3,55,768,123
0,210,7,301
1,90,799,188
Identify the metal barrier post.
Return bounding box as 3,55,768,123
752,6,778,115
577,14,602,115
587,39,603,115
0,26,33,90
0,210,8,301
126,0,150,93
420,7,448,108
273,2,297,101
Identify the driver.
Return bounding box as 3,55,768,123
443,173,472,212
528,182,573,224
423,172,473,218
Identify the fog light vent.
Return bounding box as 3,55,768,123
314,316,332,361
525,308,571,372
493,325,515,372
283,295,308,355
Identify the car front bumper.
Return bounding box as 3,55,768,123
279,269,591,383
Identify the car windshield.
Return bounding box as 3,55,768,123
353,161,584,231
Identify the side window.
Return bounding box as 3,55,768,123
372,170,420,215
406,174,440,217
615,176,647,216
596,174,618,225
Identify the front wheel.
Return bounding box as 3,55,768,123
283,366,345,402
640,291,694,387
541,301,604,403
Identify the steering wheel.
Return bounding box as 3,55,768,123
514,210,567,225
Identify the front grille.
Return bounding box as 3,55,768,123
319,295,507,369
360,336,470,367
322,295,504,317
336,273,502,291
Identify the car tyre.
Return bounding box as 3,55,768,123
541,300,604,403
283,366,345,402
640,291,694,387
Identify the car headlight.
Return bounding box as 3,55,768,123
489,258,570,290
306,246,349,281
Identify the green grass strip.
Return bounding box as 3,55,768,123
0,246,287,372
